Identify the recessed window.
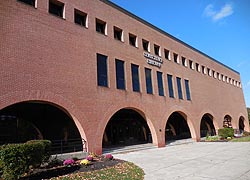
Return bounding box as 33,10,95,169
207,68,211,76
217,72,221,80
195,63,200,72
164,49,170,60
154,44,160,56
97,53,108,87
212,70,216,78
189,60,194,69
184,79,191,101
115,59,126,90
131,64,140,92
176,77,183,100
49,0,64,18
181,57,187,67
114,26,123,41
167,74,174,98
96,18,106,35
17,0,36,7
157,71,164,96
202,66,206,74
74,9,87,27
129,33,137,47
173,53,179,63
145,68,153,94
142,39,149,52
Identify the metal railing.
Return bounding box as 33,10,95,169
50,138,87,154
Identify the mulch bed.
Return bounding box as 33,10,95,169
20,158,124,180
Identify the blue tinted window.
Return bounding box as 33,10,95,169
185,79,191,100
115,59,125,90
145,68,153,94
97,53,108,87
176,77,183,99
167,74,174,98
131,64,140,92
157,71,164,96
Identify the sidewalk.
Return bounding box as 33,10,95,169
115,142,250,180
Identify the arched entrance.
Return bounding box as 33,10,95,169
200,114,216,137
239,116,245,133
223,115,232,128
0,101,84,153
102,109,152,148
165,112,191,141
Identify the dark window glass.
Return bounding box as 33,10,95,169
145,68,153,94
182,57,186,66
196,63,200,72
115,59,125,90
167,74,174,98
18,0,35,7
96,19,106,34
129,33,136,47
131,64,140,92
185,79,191,100
114,27,122,41
173,53,178,63
176,77,183,99
142,39,149,51
164,49,170,60
189,60,193,69
74,9,87,27
49,0,64,18
154,44,160,56
157,71,164,96
97,53,108,87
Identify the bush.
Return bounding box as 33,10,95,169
0,140,51,180
218,128,234,139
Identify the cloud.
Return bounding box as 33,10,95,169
247,81,250,87
204,3,233,22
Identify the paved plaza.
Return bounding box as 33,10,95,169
115,142,250,180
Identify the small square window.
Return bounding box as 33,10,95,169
49,0,64,18
114,26,123,41
96,18,106,35
212,70,216,78
129,33,137,47
202,66,206,74
154,44,160,56
17,0,36,7
181,57,187,67
74,9,87,27
164,49,170,60
195,63,200,72
207,68,211,76
173,53,179,63
142,39,149,52
189,60,194,69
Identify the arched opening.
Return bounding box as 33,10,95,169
239,116,245,133
165,112,191,141
200,114,216,137
0,101,83,154
102,109,152,148
223,115,232,128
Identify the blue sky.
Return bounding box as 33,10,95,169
110,0,250,107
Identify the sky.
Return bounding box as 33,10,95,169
109,0,250,107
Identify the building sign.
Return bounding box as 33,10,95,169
144,52,163,68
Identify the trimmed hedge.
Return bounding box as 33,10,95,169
0,140,51,180
218,128,234,139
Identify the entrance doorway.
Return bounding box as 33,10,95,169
103,109,152,148
165,112,191,141
223,115,232,128
200,114,216,137
239,116,245,133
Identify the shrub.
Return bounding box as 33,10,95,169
0,140,51,180
63,159,75,166
218,128,234,139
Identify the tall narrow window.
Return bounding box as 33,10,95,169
142,39,149,52
96,18,106,35
154,44,160,56
145,68,153,94
97,53,108,87
167,74,174,98
129,33,137,47
18,0,36,7
114,26,123,41
74,9,87,27
49,0,64,18
115,59,125,90
176,77,183,99
157,71,164,96
131,64,140,92
184,79,191,100
164,49,170,60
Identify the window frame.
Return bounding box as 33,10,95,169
97,53,108,87
49,0,65,19
115,59,126,90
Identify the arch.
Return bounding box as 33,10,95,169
102,108,152,148
223,114,233,128
0,90,88,151
239,116,245,132
200,113,216,137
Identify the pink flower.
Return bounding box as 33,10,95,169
63,159,75,166
105,154,113,160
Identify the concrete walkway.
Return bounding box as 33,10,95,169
115,142,250,180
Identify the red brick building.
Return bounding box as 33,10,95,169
0,0,249,154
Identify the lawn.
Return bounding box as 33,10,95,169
230,136,250,142
50,162,144,180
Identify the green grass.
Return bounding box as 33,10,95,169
50,162,144,180
230,136,250,142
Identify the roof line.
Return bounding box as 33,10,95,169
101,0,239,74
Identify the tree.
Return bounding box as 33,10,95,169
247,107,250,123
